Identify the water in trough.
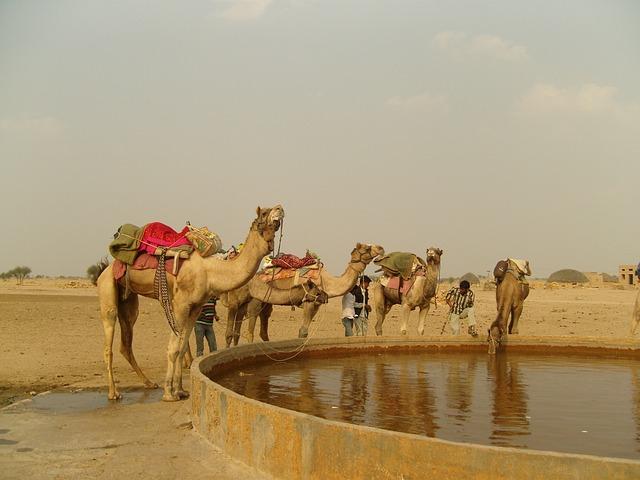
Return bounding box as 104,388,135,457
211,349,640,459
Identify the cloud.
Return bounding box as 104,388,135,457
218,0,273,21
386,92,449,113
516,83,619,114
0,115,66,140
433,31,528,62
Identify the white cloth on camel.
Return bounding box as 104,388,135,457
508,258,531,276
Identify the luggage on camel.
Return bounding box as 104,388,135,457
108,221,223,276
374,252,426,280
258,251,321,285
494,258,531,284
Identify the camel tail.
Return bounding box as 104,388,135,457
89,257,110,285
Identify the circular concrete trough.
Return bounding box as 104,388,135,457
191,336,640,480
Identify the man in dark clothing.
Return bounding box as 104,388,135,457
354,275,371,336
195,297,218,356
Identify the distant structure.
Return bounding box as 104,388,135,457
619,264,638,285
547,269,589,284
583,272,604,284
459,272,480,285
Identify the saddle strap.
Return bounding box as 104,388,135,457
154,249,179,336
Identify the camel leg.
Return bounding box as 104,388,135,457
299,302,319,338
245,299,262,343
232,304,247,346
371,283,386,336
117,293,158,389
259,304,273,342
509,304,524,335
225,306,240,348
162,302,197,402
399,303,412,335
488,303,510,355
98,271,121,400
417,304,430,336
631,291,640,335
183,341,193,369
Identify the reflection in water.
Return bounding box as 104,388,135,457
211,351,640,459
487,354,530,448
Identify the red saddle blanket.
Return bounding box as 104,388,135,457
271,253,318,269
139,222,191,254
112,253,185,281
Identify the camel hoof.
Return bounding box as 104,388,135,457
418,329,424,336
144,381,159,389
108,392,122,401
162,393,180,402
176,390,190,399
298,328,308,338
400,329,407,335
511,329,519,335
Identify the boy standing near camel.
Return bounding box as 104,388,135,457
445,280,479,337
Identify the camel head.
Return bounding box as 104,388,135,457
426,247,443,265
350,243,386,266
251,205,285,250
301,280,329,305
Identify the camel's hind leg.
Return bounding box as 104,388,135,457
508,305,524,335
371,283,386,336
245,299,263,343
259,304,273,342
225,305,245,348
97,267,121,400
631,291,640,335
118,293,158,389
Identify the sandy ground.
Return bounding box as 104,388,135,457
0,277,638,478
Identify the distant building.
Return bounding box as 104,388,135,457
618,264,637,285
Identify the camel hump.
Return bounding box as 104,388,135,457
374,252,420,280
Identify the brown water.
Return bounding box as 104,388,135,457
211,350,640,459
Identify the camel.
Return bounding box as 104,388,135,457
632,289,640,335
220,277,329,347
487,260,530,355
234,243,385,340
371,247,443,336
95,205,284,401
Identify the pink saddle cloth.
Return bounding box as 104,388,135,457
139,222,191,254
257,267,321,284
384,270,425,295
271,253,318,269
112,254,184,281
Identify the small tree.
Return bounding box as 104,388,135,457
87,258,109,285
9,266,32,285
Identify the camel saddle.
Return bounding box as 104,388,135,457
379,269,425,296
257,264,322,285
112,253,186,281
374,252,426,280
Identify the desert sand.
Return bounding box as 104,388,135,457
0,277,638,478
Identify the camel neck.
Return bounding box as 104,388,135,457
204,229,269,294
320,261,365,297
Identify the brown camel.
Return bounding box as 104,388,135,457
488,259,530,355
96,205,284,401
632,289,640,335
371,247,443,336
220,277,328,347
237,243,385,340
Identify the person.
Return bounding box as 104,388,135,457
445,280,478,337
195,297,218,356
341,285,358,337
354,275,371,336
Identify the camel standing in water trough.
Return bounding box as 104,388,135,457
220,277,328,347
96,205,284,401
370,247,443,336
488,259,530,355
233,243,385,340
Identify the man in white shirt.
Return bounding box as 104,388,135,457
341,285,358,337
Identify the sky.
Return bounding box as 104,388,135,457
1,0,639,278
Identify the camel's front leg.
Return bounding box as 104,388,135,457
163,332,182,401
399,304,412,335
245,299,262,343
417,304,431,336
259,304,273,342
299,302,319,338
371,284,386,336
102,306,121,400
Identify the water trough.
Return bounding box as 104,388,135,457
191,336,640,479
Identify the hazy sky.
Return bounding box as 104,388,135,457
1,0,638,278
